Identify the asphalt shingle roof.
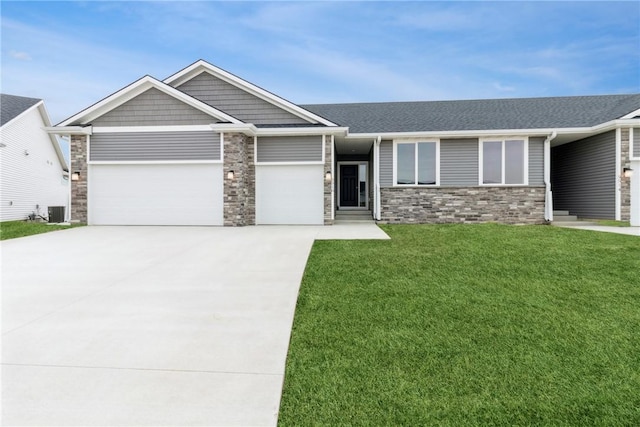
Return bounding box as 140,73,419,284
302,94,640,133
1,94,42,127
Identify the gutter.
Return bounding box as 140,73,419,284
345,118,640,141
544,131,557,222
374,136,382,221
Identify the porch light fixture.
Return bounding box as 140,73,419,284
227,170,235,180
325,171,332,182
623,167,634,178
71,172,80,181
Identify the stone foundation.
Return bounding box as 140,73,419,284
379,186,546,224
70,134,88,223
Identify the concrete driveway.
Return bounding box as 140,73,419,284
2,225,388,426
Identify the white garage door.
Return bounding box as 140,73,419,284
89,164,223,225
256,165,324,225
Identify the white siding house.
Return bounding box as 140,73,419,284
0,94,69,222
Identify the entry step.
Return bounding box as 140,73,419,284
335,210,374,223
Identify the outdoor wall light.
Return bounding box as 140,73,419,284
71,172,80,181
24,150,29,156
325,171,332,182
623,167,634,178
227,170,235,180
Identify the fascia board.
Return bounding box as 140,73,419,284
37,102,69,171
210,123,258,137
621,107,640,119
255,127,349,137
164,60,339,127
45,126,93,135
344,119,640,140
58,76,242,126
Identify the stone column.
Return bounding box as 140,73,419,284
70,134,88,223
223,132,255,226
324,135,334,225
621,128,631,221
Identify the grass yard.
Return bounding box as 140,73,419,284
583,219,631,227
0,221,83,240
279,224,640,426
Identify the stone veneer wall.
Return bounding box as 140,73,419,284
620,129,630,221
379,186,546,224
324,135,333,225
223,132,255,226
70,134,88,223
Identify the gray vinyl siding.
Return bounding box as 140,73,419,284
440,139,479,186
634,128,639,158
89,88,217,126
528,137,545,185
90,132,221,161
177,72,311,125
551,131,616,219
256,136,322,162
379,140,393,187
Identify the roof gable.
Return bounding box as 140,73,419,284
175,71,311,126
58,76,242,126
0,94,68,170
91,87,221,127
164,60,337,127
1,94,41,127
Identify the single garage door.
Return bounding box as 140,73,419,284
89,164,223,225
256,164,324,225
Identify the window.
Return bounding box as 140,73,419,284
395,141,438,185
481,139,527,185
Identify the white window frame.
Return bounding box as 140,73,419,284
393,139,440,186
479,137,529,186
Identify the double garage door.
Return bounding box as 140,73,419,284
89,163,224,226
88,132,324,225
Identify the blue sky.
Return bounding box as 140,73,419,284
2,1,639,124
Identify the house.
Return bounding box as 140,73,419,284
1,94,69,222
50,60,640,227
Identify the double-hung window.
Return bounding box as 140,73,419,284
480,138,528,185
395,141,439,185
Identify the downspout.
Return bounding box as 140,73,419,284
374,136,382,221
544,131,557,222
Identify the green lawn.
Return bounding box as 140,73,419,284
583,219,631,227
279,224,640,426
0,221,83,240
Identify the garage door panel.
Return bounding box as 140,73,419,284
256,165,323,225
89,164,222,225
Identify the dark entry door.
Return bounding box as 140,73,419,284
340,164,358,207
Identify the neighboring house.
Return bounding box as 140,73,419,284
1,94,69,222
50,60,640,227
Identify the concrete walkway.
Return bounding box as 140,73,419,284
1,225,389,426
553,224,640,236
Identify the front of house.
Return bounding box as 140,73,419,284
51,60,640,226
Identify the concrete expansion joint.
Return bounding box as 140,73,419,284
2,362,284,376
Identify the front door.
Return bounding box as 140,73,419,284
340,165,358,207
339,163,367,209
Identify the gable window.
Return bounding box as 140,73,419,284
480,138,528,185
395,141,439,185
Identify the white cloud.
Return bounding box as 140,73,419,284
9,50,31,61
493,82,516,93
